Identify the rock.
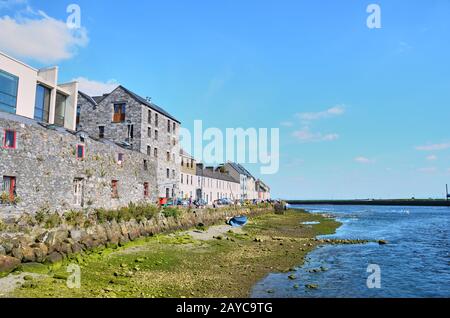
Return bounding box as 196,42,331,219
11,247,23,261
288,274,296,280
0,255,21,273
0,245,5,256
23,275,33,281
46,252,63,264
305,284,318,289
378,240,388,245
2,242,14,254
71,243,83,254
293,284,299,289
70,230,83,242
254,238,263,243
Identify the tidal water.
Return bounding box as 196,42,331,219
251,205,450,298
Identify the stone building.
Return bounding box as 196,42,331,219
0,51,78,131
77,85,181,199
221,162,258,200
196,164,240,204
179,149,197,200
0,111,158,217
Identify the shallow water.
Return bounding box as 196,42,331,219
251,205,450,298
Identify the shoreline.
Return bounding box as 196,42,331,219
4,209,343,298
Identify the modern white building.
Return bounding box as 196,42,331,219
0,51,78,131
196,164,241,204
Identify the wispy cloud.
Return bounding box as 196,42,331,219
0,4,88,63
426,155,438,161
73,77,119,96
418,167,437,174
0,0,27,9
415,142,450,151
354,156,375,164
296,105,345,121
292,127,339,142
280,121,293,127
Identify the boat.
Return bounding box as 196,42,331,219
228,215,248,227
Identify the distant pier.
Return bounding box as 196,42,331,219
286,199,450,207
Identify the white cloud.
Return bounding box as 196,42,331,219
426,155,437,161
0,0,27,9
0,9,88,63
74,77,119,96
354,156,374,164
415,143,450,151
418,167,437,174
296,105,345,121
292,128,339,143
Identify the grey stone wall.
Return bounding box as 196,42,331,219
77,87,181,199
0,113,158,217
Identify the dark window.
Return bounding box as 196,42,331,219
3,130,16,149
166,168,170,178
2,176,16,202
111,180,119,198
144,182,149,197
143,159,148,170
127,124,134,141
167,119,171,133
99,126,105,138
118,153,124,164
54,93,66,127
113,103,126,122
154,148,158,158
154,130,158,140
147,127,151,138
34,84,50,123
148,110,151,124
173,122,176,133
0,70,19,114
165,188,169,198
167,151,170,162
155,113,159,127
147,145,151,156
76,144,84,159
181,174,183,184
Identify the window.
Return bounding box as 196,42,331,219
167,119,171,133
127,124,134,141
73,178,84,206
166,151,170,162
144,182,149,198
3,130,16,149
155,113,159,127
118,153,124,164
113,103,126,122
191,159,194,168
99,126,105,138
172,153,175,162
148,110,151,124
154,148,158,158
181,173,184,184
166,168,170,179
173,122,176,133
147,145,151,156
54,93,67,127
143,159,148,171
76,144,84,159
154,130,158,140
2,176,16,202
34,84,50,123
147,127,151,138
0,70,19,114
191,176,193,185
181,158,184,166
111,180,119,198
172,169,175,178
165,188,169,198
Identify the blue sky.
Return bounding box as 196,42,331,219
1,0,450,199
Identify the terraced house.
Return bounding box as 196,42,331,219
77,85,181,199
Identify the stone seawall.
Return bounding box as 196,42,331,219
0,206,272,273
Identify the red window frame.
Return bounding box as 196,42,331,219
2,176,16,201
144,182,149,198
3,129,16,149
76,144,85,159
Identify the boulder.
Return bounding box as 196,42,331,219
22,246,36,263
0,255,21,273
31,243,49,263
46,252,63,264
71,243,83,254
0,245,5,256
69,230,83,242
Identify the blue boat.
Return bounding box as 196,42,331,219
229,215,248,227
